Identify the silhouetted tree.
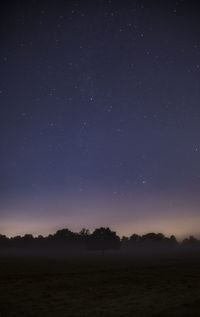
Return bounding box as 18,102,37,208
182,235,198,246
79,228,90,249
0,234,9,248
21,234,34,248
79,228,90,236
88,227,120,255
188,235,198,244
54,229,73,239
129,234,141,248
121,236,129,249
169,235,177,245
141,232,165,243
52,228,80,249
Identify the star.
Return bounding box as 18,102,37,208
107,106,113,112
142,180,147,185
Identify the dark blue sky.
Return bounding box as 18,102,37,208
1,0,200,237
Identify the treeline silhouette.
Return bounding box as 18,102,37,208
0,227,200,254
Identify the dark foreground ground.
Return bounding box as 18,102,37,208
1,251,200,316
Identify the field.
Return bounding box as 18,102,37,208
1,252,200,316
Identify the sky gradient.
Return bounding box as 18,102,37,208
1,0,200,238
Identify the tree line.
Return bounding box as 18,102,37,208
0,227,199,254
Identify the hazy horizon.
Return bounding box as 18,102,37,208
2,190,200,239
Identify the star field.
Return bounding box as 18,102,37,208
1,0,200,237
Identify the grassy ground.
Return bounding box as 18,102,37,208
0,252,200,316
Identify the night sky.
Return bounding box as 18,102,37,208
1,0,200,238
